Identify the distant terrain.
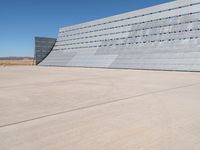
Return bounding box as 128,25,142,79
0,57,35,66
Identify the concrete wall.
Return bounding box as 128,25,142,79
35,37,56,65
39,0,200,71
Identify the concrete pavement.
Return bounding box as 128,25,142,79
0,66,200,150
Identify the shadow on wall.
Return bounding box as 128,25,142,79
35,37,56,65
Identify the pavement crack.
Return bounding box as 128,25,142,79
0,82,199,129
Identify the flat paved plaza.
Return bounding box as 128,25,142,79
0,66,200,150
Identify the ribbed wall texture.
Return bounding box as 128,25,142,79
35,37,56,65
39,0,200,71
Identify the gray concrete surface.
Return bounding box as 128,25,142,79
0,66,200,150
40,0,200,71
35,37,56,65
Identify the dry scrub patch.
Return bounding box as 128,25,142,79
0,59,35,66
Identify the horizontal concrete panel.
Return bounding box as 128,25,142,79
39,0,200,72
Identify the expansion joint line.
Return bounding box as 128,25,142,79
0,82,199,128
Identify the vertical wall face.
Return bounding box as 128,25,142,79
35,37,56,65
39,0,200,71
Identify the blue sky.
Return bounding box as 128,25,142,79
0,0,173,57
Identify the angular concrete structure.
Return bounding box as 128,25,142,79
35,37,56,65
38,0,200,71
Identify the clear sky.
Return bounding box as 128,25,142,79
0,0,173,57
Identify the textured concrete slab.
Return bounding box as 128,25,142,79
39,0,200,71
0,66,200,150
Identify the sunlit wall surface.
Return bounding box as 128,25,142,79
39,0,200,71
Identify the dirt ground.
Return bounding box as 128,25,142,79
0,59,35,66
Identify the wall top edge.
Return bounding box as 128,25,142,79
59,0,199,32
